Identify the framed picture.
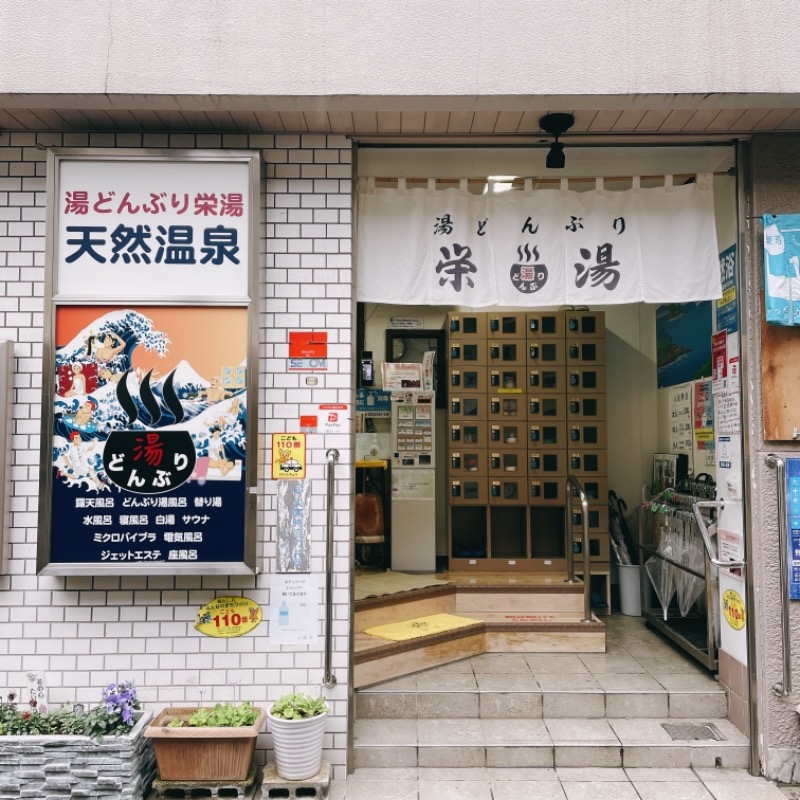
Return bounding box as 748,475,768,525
652,452,688,495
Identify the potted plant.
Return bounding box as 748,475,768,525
144,700,267,782
267,692,329,780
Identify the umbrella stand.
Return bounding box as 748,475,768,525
637,487,719,670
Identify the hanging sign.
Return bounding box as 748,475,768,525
716,245,738,333
195,596,262,638
39,150,259,576
358,177,722,307
763,215,800,326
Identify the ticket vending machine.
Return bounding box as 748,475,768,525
390,390,436,572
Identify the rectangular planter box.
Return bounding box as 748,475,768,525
0,710,155,800
144,706,267,781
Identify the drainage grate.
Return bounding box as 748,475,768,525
661,722,726,741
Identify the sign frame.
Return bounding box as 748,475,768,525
37,148,260,575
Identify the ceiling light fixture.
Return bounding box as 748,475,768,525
539,113,575,169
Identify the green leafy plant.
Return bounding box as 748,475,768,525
0,681,140,740
269,692,329,721
164,701,260,729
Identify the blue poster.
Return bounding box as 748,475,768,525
656,302,713,388
716,245,738,334
787,458,800,600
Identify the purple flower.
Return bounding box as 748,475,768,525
101,680,139,727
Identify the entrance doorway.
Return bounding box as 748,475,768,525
351,142,748,751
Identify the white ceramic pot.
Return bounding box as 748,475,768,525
267,709,327,780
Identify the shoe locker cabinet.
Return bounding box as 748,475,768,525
445,310,610,586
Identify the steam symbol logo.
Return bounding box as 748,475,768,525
511,243,547,294
116,368,185,426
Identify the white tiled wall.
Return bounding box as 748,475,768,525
0,130,353,777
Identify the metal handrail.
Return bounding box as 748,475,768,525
765,454,791,696
692,500,745,570
322,449,339,689
565,474,593,623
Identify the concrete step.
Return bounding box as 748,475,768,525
356,655,728,719
352,716,749,770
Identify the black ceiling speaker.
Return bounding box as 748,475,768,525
539,113,575,169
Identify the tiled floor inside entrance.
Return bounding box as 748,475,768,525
330,614,790,799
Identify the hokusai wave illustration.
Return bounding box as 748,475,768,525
53,309,246,493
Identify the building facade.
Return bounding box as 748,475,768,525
2,0,800,782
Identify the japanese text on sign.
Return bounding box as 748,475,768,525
272,433,307,479
54,155,255,301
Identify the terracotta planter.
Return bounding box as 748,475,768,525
144,706,266,782
268,708,327,780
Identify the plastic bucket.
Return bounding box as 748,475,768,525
618,564,642,616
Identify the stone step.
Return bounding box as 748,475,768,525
352,717,749,770
356,657,728,719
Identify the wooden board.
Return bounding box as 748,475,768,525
761,307,800,440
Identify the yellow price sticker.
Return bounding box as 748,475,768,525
195,596,262,638
722,588,746,631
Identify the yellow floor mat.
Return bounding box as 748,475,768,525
364,613,482,642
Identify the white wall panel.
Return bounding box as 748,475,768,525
1,1,799,97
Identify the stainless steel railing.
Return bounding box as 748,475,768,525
765,454,791,696
322,448,340,689
565,474,593,623
691,500,745,570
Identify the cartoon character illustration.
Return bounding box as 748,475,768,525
207,426,234,476
62,431,104,490
98,366,123,384
199,376,232,403
89,331,126,363
73,398,97,428
64,363,87,397
277,447,302,474
217,396,244,431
